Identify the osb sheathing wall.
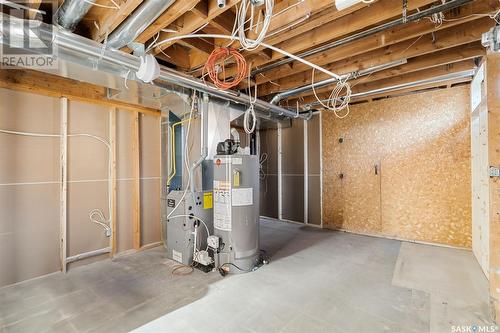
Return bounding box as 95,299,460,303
0,89,161,287
322,85,472,248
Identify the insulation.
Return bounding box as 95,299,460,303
322,85,472,247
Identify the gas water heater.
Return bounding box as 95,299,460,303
212,152,260,273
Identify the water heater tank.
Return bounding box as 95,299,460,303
213,154,260,273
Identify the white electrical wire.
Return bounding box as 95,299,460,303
244,70,257,134
311,68,351,118
0,129,113,235
82,0,119,9
236,0,274,51
146,34,342,81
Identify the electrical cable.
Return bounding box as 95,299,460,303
0,129,113,236
82,0,119,9
146,34,342,81
219,262,254,273
235,0,274,51
203,47,247,90
311,68,351,118
243,71,257,134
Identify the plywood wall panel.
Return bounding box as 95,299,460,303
116,110,133,179
323,86,472,248
0,89,59,183
282,119,304,175
67,182,110,256
0,89,60,287
140,114,161,177
282,175,304,223
308,175,321,225
116,181,133,253
0,184,60,286
140,179,161,245
260,175,278,219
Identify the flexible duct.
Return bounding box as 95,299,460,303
107,0,176,49
56,0,96,31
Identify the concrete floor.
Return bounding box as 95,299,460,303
0,219,494,333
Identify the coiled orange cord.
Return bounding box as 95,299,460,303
203,47,247,90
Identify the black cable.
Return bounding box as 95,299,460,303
218,262,253,273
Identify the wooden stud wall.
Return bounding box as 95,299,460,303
322,85,472,248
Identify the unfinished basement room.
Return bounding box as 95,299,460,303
2,0,500,332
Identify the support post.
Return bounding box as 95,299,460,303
132,111,141,250
304,118,309,224
59,97,68,273
110,108,117,256
319,111,324,229
486,52,500,323
277,122,283,221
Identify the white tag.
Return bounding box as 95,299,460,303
232,188,253,206
172,250,182,263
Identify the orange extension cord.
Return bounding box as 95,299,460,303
203,47,247,90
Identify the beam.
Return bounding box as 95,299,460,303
485,52,500,324
255,0,499,87
263,43,484,99
351,78,471,102
292,61,477,105
303,59,476,99
59,97,68,273
109,107,117,256
153,0,241,55
89,0,144,42
134,0,202,45
222,0,437,77
0,69,160,116
132,111,141,250
257,18,492,97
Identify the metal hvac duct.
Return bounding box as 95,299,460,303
306,69,476,108
252,0,472,76
106,0,176,49
56,0,95,31
2,15,304,119
270,59,407,104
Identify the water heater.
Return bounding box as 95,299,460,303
213,154,260,273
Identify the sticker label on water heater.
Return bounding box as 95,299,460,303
232,188,253,206
213,180,232,231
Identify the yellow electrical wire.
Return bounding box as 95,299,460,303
167,117,193,185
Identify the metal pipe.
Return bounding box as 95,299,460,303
107,0,176,49
306,70,476,108
253,0,472,76
190,93,209,194
270,59,407,104
56,0,96,31
2,15,305,119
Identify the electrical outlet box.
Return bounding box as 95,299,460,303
207,235,220,249
194,250,213,266
490,166,500,178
